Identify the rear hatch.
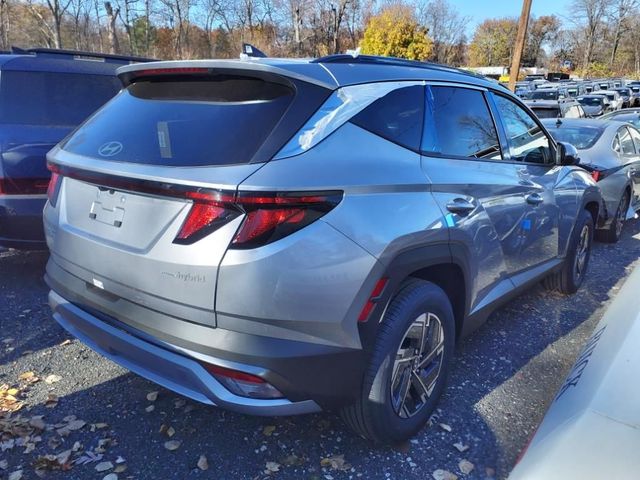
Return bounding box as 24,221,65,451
0,70,121,195
46,65,331,327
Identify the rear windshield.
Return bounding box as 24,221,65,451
546,126,604,149
531,90,558,100
62,75,294,166
0,71,121,126
531,107,560,119
577,97,602,107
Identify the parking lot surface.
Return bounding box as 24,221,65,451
2,217,639,480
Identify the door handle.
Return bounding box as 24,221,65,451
525,193,544,206
446,198,475,216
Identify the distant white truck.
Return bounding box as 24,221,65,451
510,263,640,479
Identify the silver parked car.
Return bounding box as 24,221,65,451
510,263,640,480
543,118,640,242
44,55,602,443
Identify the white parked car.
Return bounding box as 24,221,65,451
510,263,640,479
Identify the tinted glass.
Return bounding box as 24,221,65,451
493,94,553,164
564,106,582,119
619,127,636,155
422,86,501,159
351,86,424,151
531,107,560,119
628,126,640,151
577,97,603,107
0,71,121,126
545,126,603,149
63,76,294,166
531,90,559,100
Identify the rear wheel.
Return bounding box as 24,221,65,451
543,209,593,294
596,191,629,243
341,280,455,444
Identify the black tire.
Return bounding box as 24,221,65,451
543,209,594,294
341,280,455,444
596,191,629,244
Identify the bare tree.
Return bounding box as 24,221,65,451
570,0,613,69
419,0,469,65
608,0,637,65
104,1,120,52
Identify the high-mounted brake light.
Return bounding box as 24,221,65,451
131,67,209,77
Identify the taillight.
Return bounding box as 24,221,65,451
231,191,342,249
174,191,239,245
202,363,283,399
0,177,50,195
173,190,342,247
46,164,62,207
590,170,601,182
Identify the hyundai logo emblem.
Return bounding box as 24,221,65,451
98,141,123,157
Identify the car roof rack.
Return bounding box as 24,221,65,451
10,46,153,63
311,54,489,82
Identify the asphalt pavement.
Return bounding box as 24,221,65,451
1,217,639,480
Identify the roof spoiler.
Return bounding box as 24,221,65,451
10,46,154,64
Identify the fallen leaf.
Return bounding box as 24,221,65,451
44,375,62,385
281,454,304,466
264,461,280,474
28,415,46,430
432,470,458,480
453,442,469,453
439,423,452,432
18,372,36,381
45,394,58,408
197,455,208,471
263,425,276,436
164,440,181,451
166,426,176,438
8,470,23,480
114,465,127,473
459,459,474,475
145,405,155,413
146,391,159,402
320,454,351,471
59,339,72,346
103,474,118,480
0,459,8,470
66,419,86,431
95,461,113,472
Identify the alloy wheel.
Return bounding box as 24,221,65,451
390,312,445,419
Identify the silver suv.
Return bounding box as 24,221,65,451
44,55,602,443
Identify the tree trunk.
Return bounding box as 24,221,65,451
104,1,120,53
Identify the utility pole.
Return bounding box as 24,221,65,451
509,0,533,92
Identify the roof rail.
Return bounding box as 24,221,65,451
311,54,491,82
10,46,154,63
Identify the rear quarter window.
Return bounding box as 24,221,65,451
350,85,424,151
0,71,121,126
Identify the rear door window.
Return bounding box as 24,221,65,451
422,86,502,160
618,127,636,155
0,71,121,126
62,75,295,166
350,85,424,151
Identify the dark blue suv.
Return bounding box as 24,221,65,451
0,47,149,249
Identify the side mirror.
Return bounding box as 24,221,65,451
556,141,580,166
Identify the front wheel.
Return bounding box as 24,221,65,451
543,209,594,294
341,280,455,444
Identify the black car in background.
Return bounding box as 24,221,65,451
0,47,150,249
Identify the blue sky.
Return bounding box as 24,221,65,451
447,0,573,35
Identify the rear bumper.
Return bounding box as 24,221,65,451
0,195,47,249
48,290,323,416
